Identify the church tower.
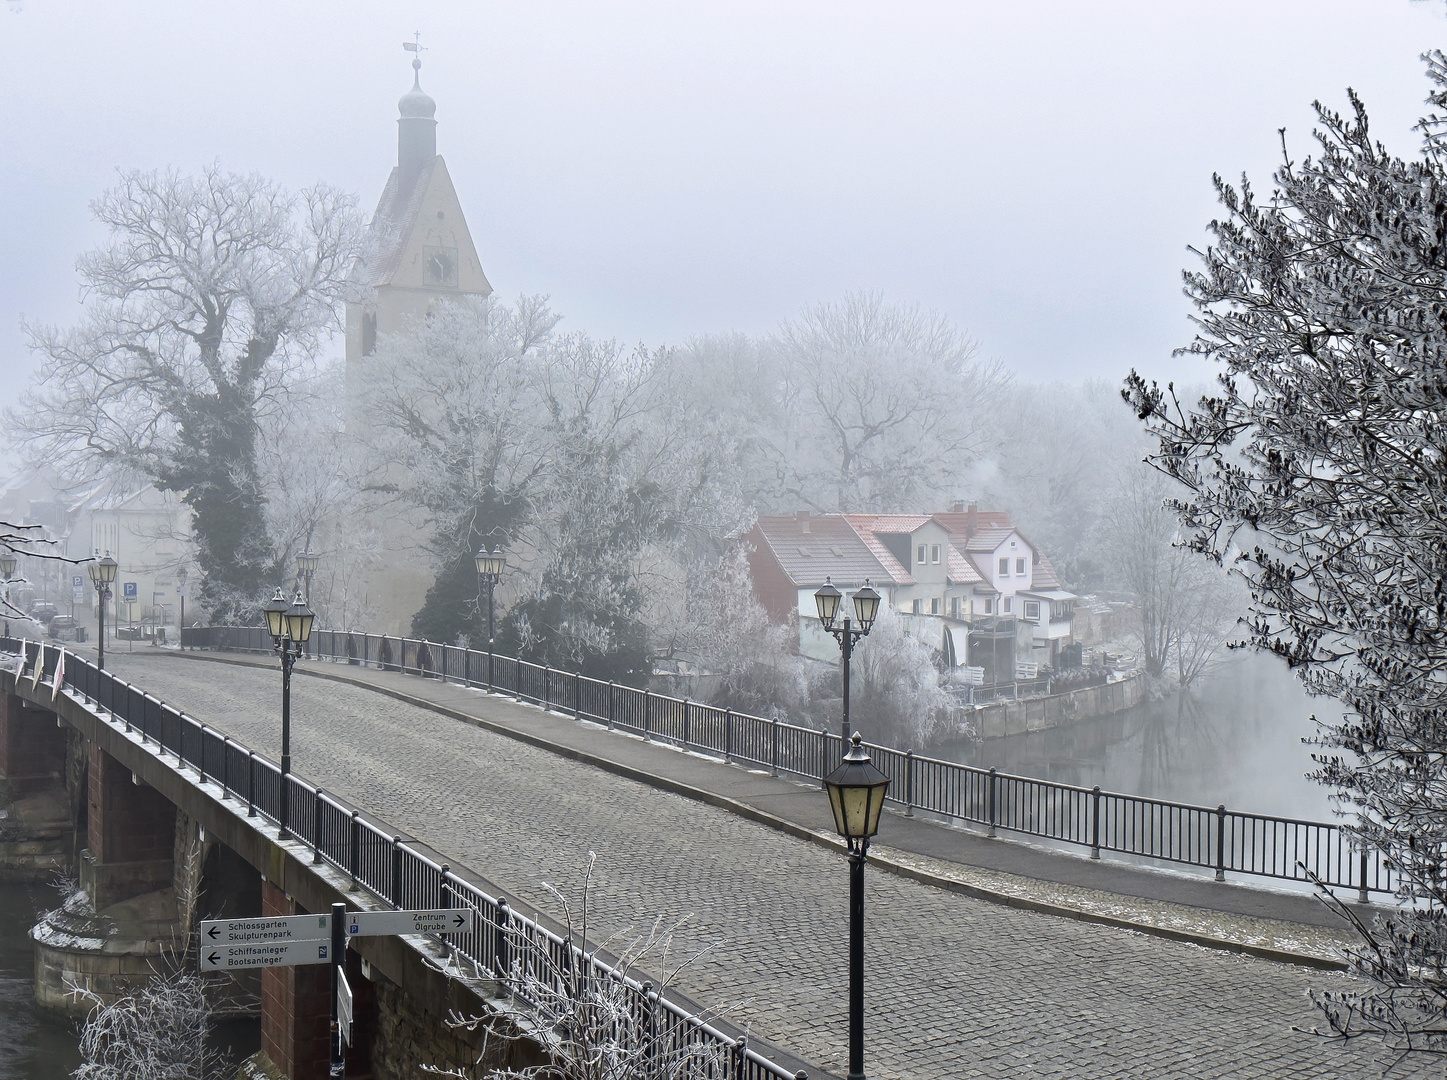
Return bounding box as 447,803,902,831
344,52,493,633
345,53,492,410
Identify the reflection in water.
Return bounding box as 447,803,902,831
0,881,81,1080
948,652,1338,823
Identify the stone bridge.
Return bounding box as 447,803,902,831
0,640,1436,1079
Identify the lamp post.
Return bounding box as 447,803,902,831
814,577,882,743
88,553,118,669
297,551,319,606
264,588,315,838
824,733,891,1080
0,551,16,638
475,545,506,682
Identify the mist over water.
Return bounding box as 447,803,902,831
949,652,1337,824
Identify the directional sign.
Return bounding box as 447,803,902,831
201,914,330,946
337,971,354,1048
345,908,472,937
201,939,333,971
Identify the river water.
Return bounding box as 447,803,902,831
0,881,80,1080
944,651,1339,824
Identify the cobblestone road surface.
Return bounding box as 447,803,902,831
105,653,1429,1079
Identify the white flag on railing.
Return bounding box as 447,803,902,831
50,649,65,700
31,643,44,691
11,652,23,678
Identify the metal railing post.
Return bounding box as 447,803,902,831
246,752,256,817
1090,786,1101,859
988,767,998,838
515,658,523,702
464,647,472,687
771,716,779,777
819,730,828,788
574,672,582,720
218,738,231,800
543,666,551,709
724,708,732,763
904,749,915,816
607,681,615,731
682,700,691,748
1358,848,1370,905
495,898,511,980
313,790,325,863
198,724,207,785
1215,805,1227,882
349,811,361,891
391,835,404,906
643,690,651,741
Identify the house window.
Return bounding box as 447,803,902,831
1016,558,1026,575
951,596,960,619
983,598,994,615
361,311,377,356
1004,597,1013,614
912,598,922,614
917,544,927,564
931,544,941,564
930,598,940,615
1024,600,1041,621
998,557,1009,576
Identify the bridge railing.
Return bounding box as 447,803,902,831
2,636,802,1080
175,624,1392,900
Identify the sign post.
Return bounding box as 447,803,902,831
331,902,346,1078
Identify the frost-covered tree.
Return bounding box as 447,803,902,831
678,294,1007,514
847,604,953,747
13,167,360,618
664,545,806,717
507,335,729,680
361,295,557,643
1125,54,1447,1059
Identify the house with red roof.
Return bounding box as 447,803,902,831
744,503,1077,681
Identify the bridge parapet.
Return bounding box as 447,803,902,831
2,636,806,1080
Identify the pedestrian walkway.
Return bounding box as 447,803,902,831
94,649,1411,1079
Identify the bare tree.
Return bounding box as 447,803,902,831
848,604,954,747
12,166,360,619
764,293,1007,513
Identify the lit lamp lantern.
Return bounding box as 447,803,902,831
824,732,890,1080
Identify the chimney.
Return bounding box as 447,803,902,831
796,509,811,534
965,502,978,538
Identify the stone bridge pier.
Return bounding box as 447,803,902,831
0,667,519,1080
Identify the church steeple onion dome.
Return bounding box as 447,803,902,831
397,57,437,178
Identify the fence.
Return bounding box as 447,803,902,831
1,636,801,1080
177,625,1391,901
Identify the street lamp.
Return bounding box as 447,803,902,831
814,577,882,743
87,552,118,669
824,733,891,1080
0,551,16,638
475,544,506,682
297,551,319,605
264,588,314,838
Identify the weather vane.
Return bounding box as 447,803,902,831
403,32,426,59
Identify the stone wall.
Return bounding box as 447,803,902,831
975,672,1146,739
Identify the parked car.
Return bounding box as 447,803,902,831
47,616,83,642
27,601,59,626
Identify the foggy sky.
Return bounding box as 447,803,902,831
2,0,1442,402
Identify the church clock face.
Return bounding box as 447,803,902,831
422,245,459,287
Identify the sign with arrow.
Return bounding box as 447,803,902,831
200,914,330,946
337,970,354,1047
345,908,472,937
202,940,333,971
